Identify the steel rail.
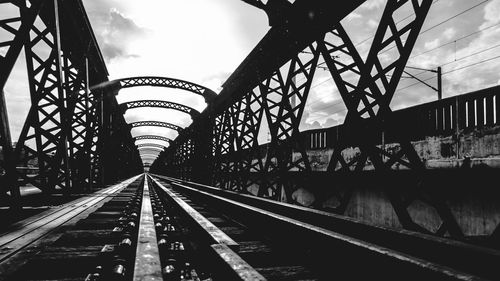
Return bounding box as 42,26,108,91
132,175,163,280
0,175,141,265
152,174,496,280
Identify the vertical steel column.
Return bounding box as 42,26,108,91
232,89,265,193
83,57,93,191
191,113,214,184
51,0,72,191
260,43,320,201
0,91,18,207
0,0,42,208
20,0,71,191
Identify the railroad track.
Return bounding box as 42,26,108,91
1,173,499,280
0,175,263,280
151,174,500,281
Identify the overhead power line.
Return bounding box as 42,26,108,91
380,0,491,55
353,0,444,47
409,22,500,61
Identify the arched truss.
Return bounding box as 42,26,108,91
139,151,162,156
140,153,159,158
141,156,158,161
134,135,172,143
112,76,217,102
130,121,183,132
137,143,167,150
140,153,159,157
120,100,199,117
138,146,163,151
139,150,162,156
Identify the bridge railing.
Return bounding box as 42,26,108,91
305,85,500,149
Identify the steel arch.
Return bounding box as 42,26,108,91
134,135,171,143
138,146,163,151
139,150,162,155
120,100,199,117
140,153,158,156
112,76,217,102
137,143,167,150
130,121,183,132
140,152,159,157
140,154,160,159
139,149,162,155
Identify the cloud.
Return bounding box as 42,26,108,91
323,118,339,128
367,19,378,28
300,111,322,131
361,0,385,10
424,38,440,50
345,12,362,22
101,43,140,62
201,72,232,94
213,0,269,51
483,0,500,25
89,8,149,62
443,27,456,39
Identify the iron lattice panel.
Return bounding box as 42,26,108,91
118,76,216,101
130,121,182,132
123,100,199,116
135,135,171,143
137,143,167,149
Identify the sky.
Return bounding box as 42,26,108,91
3,0,500,163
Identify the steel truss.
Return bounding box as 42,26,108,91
0,0,108,197
120,100,199,117
154,0,463,237
137,143,167,150
129,120,183,132
111,76,217,102
138,147,162,153
135,135,171,143
0,0,142,204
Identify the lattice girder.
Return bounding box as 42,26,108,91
120,100,199,117
130,120,183,132
134,135,171,143
318,0,462,237
18,2,72,191
116,76,217,102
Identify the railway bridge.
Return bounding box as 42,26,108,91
1,0,500,280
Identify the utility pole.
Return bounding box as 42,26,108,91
437,67,442,100
404,66,442,100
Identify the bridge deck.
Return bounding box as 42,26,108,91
1,173,499,280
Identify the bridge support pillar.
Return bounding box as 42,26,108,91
0,89,20,211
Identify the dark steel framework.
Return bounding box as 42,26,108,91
94,76,217,168
138,148,162,156
137,143,167,150
0,0,142,208
120,100,200,117
110,76,217,103
135,135,171,143
129,121,183,132
138,147,163,152
1,0,484,239
103,76,216,164
151,0,467,238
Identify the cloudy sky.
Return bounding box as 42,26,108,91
3,0,500,163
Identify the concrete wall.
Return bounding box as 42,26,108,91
306,125,500,172
282,125,500,237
